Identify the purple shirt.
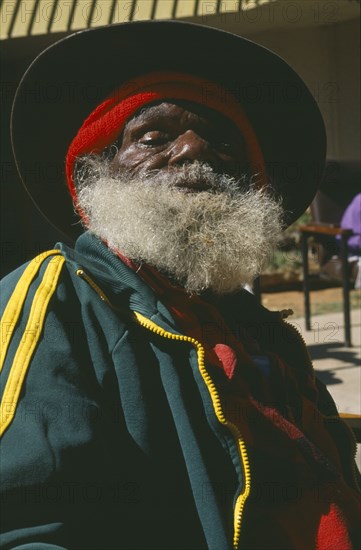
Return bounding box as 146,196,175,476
341,193,361,255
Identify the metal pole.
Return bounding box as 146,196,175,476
340,234,352,347
301,232,311,331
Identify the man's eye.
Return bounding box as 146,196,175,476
216,141,233,153
207,134,234,154
138,132,169,147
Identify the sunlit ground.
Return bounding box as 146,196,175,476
261,288,361,319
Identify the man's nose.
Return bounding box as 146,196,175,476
167,130,218,167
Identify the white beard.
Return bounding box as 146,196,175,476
76,157,284,295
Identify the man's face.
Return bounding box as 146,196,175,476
111,101,248,183
76,100,283,295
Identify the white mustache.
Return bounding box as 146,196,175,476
138,161,250,195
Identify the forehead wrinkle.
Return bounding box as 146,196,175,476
124,101,236,134
126,103,170,127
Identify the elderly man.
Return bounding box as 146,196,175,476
1,21,359,550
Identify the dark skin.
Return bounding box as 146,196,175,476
111,101,248,188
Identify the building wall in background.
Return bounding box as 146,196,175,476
333,18,360,159
239,18,360,161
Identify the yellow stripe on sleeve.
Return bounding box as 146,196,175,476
0,254,65,437
0,250,61,371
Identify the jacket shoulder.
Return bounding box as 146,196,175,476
1,249,68,314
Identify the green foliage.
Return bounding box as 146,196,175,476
288,208,312,230
264,208,311,273
265,247,303,273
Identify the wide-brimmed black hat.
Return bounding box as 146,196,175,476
11,20,326,239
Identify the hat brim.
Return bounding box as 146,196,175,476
11,20,326,239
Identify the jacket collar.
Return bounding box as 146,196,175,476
59,231,281,334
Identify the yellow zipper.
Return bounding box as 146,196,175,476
134,311,251,550
75,266,250,546
76,269,112,306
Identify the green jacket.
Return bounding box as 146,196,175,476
0,232,358,550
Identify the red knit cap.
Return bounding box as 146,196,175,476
66,71,265,215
